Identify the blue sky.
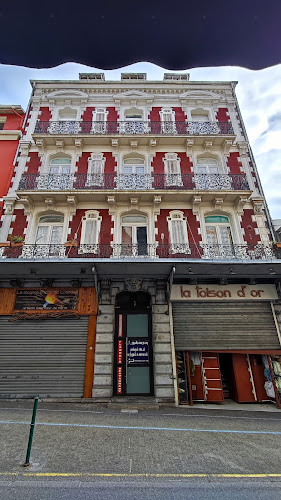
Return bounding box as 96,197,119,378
0,61,280,219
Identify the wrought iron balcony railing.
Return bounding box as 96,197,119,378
18,173,250,191
34,120,234,136
1,243,279,260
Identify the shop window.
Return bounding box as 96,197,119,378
167,211,189,253
160,108,176,133
86,153,106,186
164,153,182,186
47,157,71,190
120,214,148,257
92,108,108,133
80,210,102,252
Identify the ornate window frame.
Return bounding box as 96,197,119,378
163,153,182,186
86,153,106,186
167,210,190,253
80,210,102,253
92,108,109,134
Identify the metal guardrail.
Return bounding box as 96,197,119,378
18,173,250,191
34,120,234,135
1,243,279,260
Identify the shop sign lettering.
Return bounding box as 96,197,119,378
170,284,278,301
127,340,149,364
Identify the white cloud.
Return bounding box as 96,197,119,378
0,61,280,218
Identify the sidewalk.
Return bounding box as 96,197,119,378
0,400,280,477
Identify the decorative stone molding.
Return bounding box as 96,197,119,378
67,196,77,215
55,140,65,152
234,196,249,215
124,279,143,292
107,196,116,214
192,196,202,216
3,198,16,215
130,140,138,151
252,199,264,214
237,140,248,157
186,139,195,156
130,197,139,209
153,195,162,214
74,139,83,156
111,139,119,155
19,141,32,157
203,140,213,153
18,196,33,216
223,139,233,154
212,197,224,211
149,138,157,148
44,197,56,210
34,139,45,155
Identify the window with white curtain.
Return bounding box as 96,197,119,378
86,153,106,186
167,211,189,253
47,157,71,190
204,215,234,258
164,153,182,186
92,108,108,133
33,214,64,257
160,108,176,133
80,210,102,253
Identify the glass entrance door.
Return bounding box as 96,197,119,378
115,305,153,396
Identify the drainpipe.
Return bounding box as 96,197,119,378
91,265,100,314
231,82,275,241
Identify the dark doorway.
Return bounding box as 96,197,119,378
219,354,234,399
114,291,153,396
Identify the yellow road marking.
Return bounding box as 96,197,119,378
0,472,280,478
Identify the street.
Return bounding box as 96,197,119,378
0,401,281,498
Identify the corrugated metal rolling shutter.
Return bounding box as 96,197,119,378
172,302,280,350
0,316,88,398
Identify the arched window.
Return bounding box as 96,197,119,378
205,215,233,247
92,108,108,134
197,157,219,174
167,211,189,253
86,153,106,186
80,210,102,252
121,214,148,256
160,108,176,133
35,214,64,248
194,157,229,190
48,157,71,190
120,156,146,189
122,108,144,133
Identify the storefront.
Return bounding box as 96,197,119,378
171,284,281,407
0,287,97,398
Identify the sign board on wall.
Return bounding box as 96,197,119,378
14,289,78,310
171,284,278,301
127,340,149,364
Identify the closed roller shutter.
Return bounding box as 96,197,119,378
0,316,88,398
173,302,280,350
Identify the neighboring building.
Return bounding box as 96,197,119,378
273,219,281,242
0,74,280,406
0,105,24,218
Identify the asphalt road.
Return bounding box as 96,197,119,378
0,401,280,498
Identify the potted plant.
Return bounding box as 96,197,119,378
272,241,281,249
8,235,24,247
65,238,78,248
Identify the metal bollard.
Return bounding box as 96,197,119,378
23,397,39,467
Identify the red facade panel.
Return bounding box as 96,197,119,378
26,152,41,174
241,209,261,245
10,209,27,237
227,152,243,174
39,107,52,122
68,209,113,245
155,209,201,246
216,107,229,122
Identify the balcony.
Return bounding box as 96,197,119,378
1,243,279,261
18,173,250,192
34,120,234,136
